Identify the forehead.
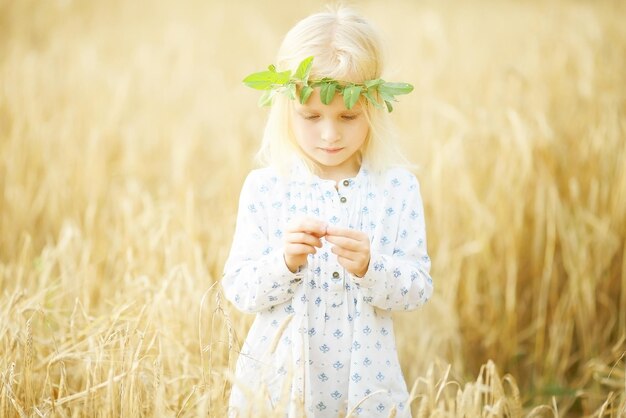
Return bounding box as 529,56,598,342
295,87,362,112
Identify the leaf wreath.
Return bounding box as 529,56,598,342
242,56,413,112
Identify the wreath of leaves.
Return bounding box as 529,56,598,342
242,56,413,112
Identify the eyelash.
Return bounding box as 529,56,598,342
302,115,358,121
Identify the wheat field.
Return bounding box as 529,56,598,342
1,0,625,416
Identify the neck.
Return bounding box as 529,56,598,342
315,159,361,183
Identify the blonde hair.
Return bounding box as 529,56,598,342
255,5,410,175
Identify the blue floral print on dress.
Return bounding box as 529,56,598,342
221,160,433,417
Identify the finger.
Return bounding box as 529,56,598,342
325,235,366,251
288,217,327,237
285,243,317,256
330,245,364,261
326,226,367,240
337,257,367,277
285,232,322,248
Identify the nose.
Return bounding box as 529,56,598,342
321,120,341,143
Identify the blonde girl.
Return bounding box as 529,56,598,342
222,5,433,417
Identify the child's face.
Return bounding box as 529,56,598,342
291,88,369,180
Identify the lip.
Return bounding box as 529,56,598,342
320,147,344,154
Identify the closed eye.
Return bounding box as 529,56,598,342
301,114,319,120
342,114,359,120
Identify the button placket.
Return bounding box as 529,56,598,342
328,179,350,298
328,270,345,298
338,177,353,206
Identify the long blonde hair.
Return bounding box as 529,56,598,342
255,5,410,175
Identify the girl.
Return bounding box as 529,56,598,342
222,6,433,418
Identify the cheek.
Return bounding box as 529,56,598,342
293,120,317,146
362,125,370,140
354,124,369,145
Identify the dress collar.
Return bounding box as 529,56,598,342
289,157,370,187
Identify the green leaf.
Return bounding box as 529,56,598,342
364,78,384,89
320,82,337,105
343,85,362,109
385,100,394,112
258,90,274,107
363,90,383,109
379,82,414,96
378,89,395,103
286,83,297,100
299,85,314,104
311,77,334,87
294,56,314,83
243,69,291,90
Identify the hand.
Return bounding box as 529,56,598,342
284,217,327,273
325,226,371,278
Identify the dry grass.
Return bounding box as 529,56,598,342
1,0,625,416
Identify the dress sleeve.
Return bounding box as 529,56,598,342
221,171,303,314
352,174,433,311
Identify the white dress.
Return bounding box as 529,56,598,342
222,159,433,417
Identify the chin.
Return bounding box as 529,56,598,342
316,158,343,168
